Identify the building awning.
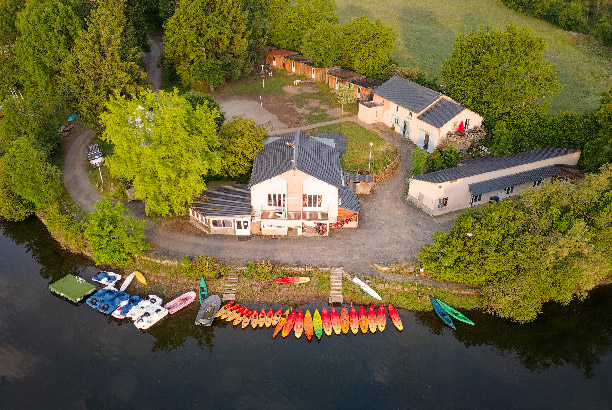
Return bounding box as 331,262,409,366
468,165,558,196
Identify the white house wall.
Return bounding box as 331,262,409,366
251,175,287,214
302,176,339,221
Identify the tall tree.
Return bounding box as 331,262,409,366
182,91,225,129
14,0,81,100
0,158,35,221
0,0,24,45
163,0,251,89
100,89,222,216
218,117,266,178
63,0,146,128
335,82,354,116
339,16,396,78
300,21,341,67
440,25,560,123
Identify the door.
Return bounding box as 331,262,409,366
403,120,410,138
423,133,430,151
235,218,251,236
273,56,276,67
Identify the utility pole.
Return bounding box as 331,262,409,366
368,142,373,173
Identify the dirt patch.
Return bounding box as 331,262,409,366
215,96,287,132
282,82,320,94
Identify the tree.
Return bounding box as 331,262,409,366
300,21,341,67
0,45,19,101
182,91,225,129
14,0,81,99
339,16,396,78
440,25,560,123
409,147,428,175
163,0,251,89
218,117,266,178
100,89,221,216
0,0,23,45
85,198,148,265
424,145,462,173
0,158,35,221
63,0,146,128
335,82,354,116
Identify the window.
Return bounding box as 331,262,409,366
303,194,322,208
272,56,276,66
533,179,543,187
408,111,413,118
396,105,399,112
465,119,470,127
471,194,482,204
236,220,249,230
438,197,448,209
394,116,400,125
212,219,233,228
504,186,514,195
268,193,285,207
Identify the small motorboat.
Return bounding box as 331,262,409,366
352,276,382,301
126,295,162,321
377,305,386,332
265,308,273,327
436,299,475,326
430,296,456,330
274,277,310,284
368,305,377,333
164,291,197,314
194,295,221,326
388,304,403,331
282,310,296,337
92,271,122,287
111,295,142,319
273,310,289,339
330,307,341,335
134,305,169,330
86,288,116,310
350,305,359,335
313,309,323,340
340,306,350,334
271,308,283,326
321,308,332,336
98,291,130,315
358,306,368,334
119,272,135,292
294,311,304,339
304,310,313,341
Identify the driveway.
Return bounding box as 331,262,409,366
63,122,456,277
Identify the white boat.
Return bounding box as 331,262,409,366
126,295,162,321
119,272,135,291
352,276,382,301
134,305,169,330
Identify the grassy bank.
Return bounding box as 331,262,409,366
336,0,612,113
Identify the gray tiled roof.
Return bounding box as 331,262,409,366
249,131,344,188
344,172,373,183
350,77,383,89
469,166,558,196
317,133,347,154
412,147,580,183
374,76,441,113
189,185,252,217
417,98,465,128
338,188,359,213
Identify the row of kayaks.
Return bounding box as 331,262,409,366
216,303,404,340
430,296,475,329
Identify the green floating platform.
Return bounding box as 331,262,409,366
49,274,97,303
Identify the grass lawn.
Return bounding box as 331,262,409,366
336,0,612,113
309,122,397,174
214,69,295,95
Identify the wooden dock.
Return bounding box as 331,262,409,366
329,267,344,304
222,274,239,301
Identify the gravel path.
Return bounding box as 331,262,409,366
142,34,163,92
62,121,456,277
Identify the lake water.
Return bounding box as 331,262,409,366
1,218,611,410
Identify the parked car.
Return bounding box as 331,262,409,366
87,144,103,168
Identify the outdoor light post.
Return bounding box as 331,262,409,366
368,142,373,173
261,65,265,88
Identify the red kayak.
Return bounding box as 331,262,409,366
350,305,359,335
359,306,368,334
321,308,332,336
388,304,403,331
330,307,341,335
282,310,296,337
377,305,386,332
294,310,304,339
274,277,310,284
368,305,377,333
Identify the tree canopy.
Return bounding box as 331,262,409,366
100,89,221,216
163,0,251,88
300,21,341,68
218,117,266,178
0,97,58,155
335,82,354,116
182,90,225,129
440,25,560,123
0,0,23,45
63,0,146,128
85,198,148,265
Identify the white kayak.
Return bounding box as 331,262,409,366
134,305,169,330
126,295,162,321
119,272,135,291
352,276,382,301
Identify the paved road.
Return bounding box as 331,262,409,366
63,122,456,277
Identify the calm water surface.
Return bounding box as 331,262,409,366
1,218,611,410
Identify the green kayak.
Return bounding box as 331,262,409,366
313,309,323,340
436,299,475,326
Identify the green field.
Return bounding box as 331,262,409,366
336,0,612,113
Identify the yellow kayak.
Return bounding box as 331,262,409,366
265,308,273,328
273,310,289,339
340,306,350,334
241,309,251,328
251,310,259,329
258,308,266,327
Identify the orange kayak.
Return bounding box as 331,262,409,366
223,303,239,321
274,277,310,284
233,306,246,326
258,308,266,327
273,310,289,339
377,305,386,332
388,303,403,331
265,308,273,327
340,306,350,334
251,309,259,329
304,310,313,341
294,310,304,338
350,305,359,334
368,305,377,333
321,308,332,336
271,308,283,326
330,307,341,335
359,306,368,334
282,310,296,337
241,309,251,328
216,301,232,318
